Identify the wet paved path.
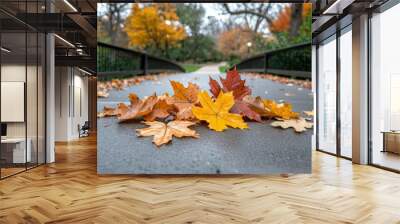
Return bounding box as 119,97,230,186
98,68,313,174
192,62,225,74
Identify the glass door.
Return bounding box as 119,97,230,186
339,26,352,158
317,35,337,154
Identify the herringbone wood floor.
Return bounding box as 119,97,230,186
1,135,400,224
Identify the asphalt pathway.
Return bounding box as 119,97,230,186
98,65,313,174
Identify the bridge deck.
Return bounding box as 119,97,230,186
97,67,313,174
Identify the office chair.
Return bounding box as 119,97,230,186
79,121,90,138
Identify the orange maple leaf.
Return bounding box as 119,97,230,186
167,81,200,120
118,94,159,122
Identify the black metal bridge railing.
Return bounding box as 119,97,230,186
97,42,185,79
233,42,311,79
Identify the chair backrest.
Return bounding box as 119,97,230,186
82,121,90,129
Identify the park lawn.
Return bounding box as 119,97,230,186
219,65,229,73
182,64,201,73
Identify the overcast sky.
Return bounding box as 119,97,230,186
98,3,230,23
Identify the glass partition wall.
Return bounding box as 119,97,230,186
370,3,400,171
339,26,352,159
316,25,353,159
317,35,337,155
0,2,46,179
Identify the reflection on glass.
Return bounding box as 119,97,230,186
371,4,400,171
1,31,27,177
0,1,47,178
318,36,337,154
340,28,352,158
38,33,46,165
27,31,38,169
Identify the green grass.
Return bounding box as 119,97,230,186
219,65,229,73
182,64,201,73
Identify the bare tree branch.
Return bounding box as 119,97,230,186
221,3,274,26
289,4,303,38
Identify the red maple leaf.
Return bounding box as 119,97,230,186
209,68,262,122
209,68,251,100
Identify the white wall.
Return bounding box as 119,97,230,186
54,67,89,141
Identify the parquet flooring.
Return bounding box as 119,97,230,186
1,135,400,223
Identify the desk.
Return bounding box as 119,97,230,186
1,138,31,163
382,131,400,154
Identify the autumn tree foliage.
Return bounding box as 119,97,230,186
270,4,312,33
124,4,186,56
217,27,255,59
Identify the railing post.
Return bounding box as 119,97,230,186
141,54,148,75
264,54,268,74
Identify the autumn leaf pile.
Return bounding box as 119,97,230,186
98,69,313,146
97,74,161,98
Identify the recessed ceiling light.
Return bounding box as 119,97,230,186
1,47,11,53
63,0,78,12
78,68,92,76
54,34,75,48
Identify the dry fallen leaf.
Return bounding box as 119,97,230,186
263,99,299,120
144,99,177,121
303,110,314,117
97,106,117,118
168,81,200,120
136,121,199,146
111,79,125,90
118,94,158,122
209,69,261,121
192,91,248,132
97,90,109,98
209,68,251,100
270,117,313,133
239,95,270,121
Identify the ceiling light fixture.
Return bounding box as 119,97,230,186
54,34,75,48
1,47,11,53
63,0,78,12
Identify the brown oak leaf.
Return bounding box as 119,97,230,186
136,121,199,146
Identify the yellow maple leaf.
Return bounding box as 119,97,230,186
192,91,248,132
263,99,299,120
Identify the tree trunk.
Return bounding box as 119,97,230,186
289,4,303,38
